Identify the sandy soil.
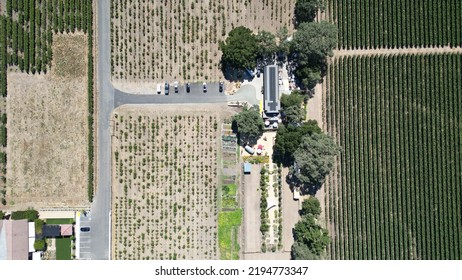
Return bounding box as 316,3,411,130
110,0,296,91
111,104,235,260
4,33,89,210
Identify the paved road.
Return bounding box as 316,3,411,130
88,0,114,260
89,3,259,260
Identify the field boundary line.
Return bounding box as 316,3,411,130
333,46,462,58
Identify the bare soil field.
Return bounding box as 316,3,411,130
111,104,235,260
4,33,89,210
110,0,296,91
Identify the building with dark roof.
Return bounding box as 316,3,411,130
43,225,61,238
263,65,280,116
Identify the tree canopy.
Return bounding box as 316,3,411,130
293,215,330,255
291,196,329,259
232,106,264,145
256,31,278,64
220,26,258,71
291,21,337,89
291,132,339,193
11,209,39,222
294,0,326,25
300,196,321,217
273,120,322,165
283,105,306,124
280,90,306,109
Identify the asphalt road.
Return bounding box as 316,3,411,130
89,3,259,260
89,0,114,260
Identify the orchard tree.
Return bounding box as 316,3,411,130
295,0,326,25
220,26,258,71
290,132,339,193
232,105,264,145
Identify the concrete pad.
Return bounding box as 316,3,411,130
282,168,301,252
243,164,261,253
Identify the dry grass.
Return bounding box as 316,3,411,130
111,0,296,91
111,104,234,259
5,33,89,210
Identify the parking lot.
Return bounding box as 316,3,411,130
78,211,92,259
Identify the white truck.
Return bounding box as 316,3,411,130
156,84,161,94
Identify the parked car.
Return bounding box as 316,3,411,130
156,84,161,94
219,82,224,92
80,227,90,232
186,82,191,93
165,82,169,95
174,81,179,93
203,82,207,93
244,145,255,155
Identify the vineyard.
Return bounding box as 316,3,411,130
110,0,295,88
327,0,462,49
325,54,462,259
0,0,95,204
112,105,232,259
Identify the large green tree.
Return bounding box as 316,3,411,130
300,196,321,217
273,120,321,165
220,26,258,71
256,30,278,64
295,0,326,25
291,132,339,193
280,90,306,109
293,215,330,255
291,21,337,89
291,241,321,260
232,106,264,145
283,105,305,124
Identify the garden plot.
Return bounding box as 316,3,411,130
110,0,296,91
5,33,89,210
112,104,235,260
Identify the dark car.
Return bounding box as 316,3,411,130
219,82,224,92
80,227,90,232
203,82,207,93
165,82,169,95
186,82,191,93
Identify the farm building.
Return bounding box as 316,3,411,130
243,163,252,174
0,219,29,260
263,65,280,118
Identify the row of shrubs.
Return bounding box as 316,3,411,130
86,2,94,202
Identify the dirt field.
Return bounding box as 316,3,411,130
4,33,89,210
110,0,296,92
111,104,235,260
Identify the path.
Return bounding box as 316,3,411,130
333,46,462,57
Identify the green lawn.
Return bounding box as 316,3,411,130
45,218,74,225
218,209,242,260
55,238,72,260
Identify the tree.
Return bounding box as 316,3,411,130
291,241,321,260
273,120,322,165
300,196,321,217
232,106,264,145
291,21,337,89
293,215,330,255
34,239,46,251
11,209,39,221
280,90,306,108
291,132,339,193
276,25,290,55
283,105,305,124
292,21,337,62
0,210,4,220
294,0,325,25
220,26,258,71
255,31,277,65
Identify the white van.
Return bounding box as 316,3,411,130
244,145,255,155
